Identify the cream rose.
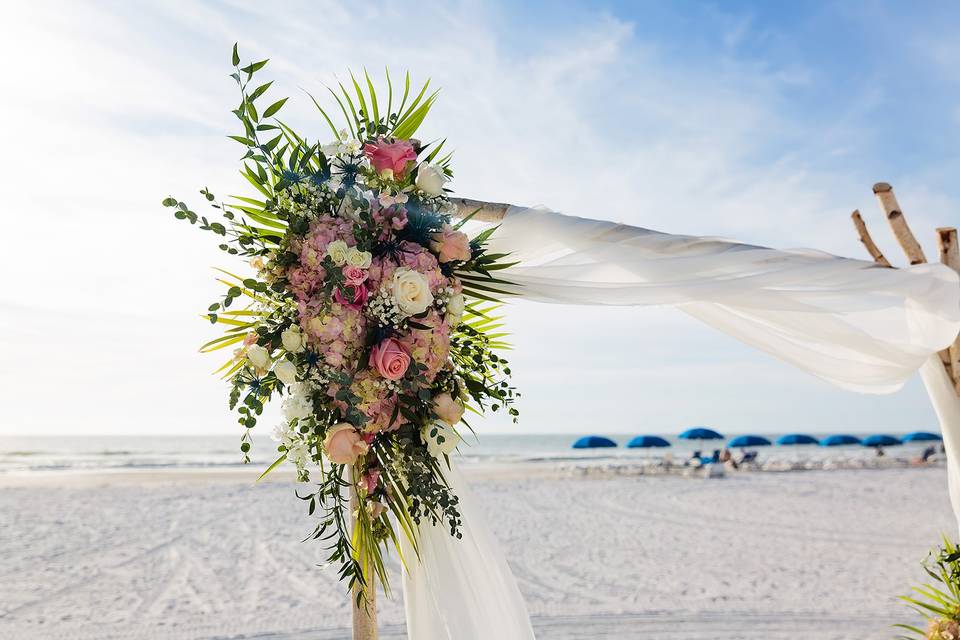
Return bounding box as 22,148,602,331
281,326,304,353
415,163,448,197
246,344,270,369
345,247,372,269
422,421,461,457
326,240,349,266
323,423,369,464
274,359,297,385
433,392,465,424
390,267,433,316
445,292,465,326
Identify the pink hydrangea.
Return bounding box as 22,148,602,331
398,309,451,381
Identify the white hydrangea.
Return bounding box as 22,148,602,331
282,382,314,421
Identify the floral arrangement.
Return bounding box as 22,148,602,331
163,45,519,601
897,537,960,639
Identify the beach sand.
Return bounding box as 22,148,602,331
0,464,953,639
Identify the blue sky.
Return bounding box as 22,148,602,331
0,1,957,437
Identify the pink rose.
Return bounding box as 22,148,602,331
369,337,411,380
430,225,472,263
323,423,369,465
363,139,417,179
333,284,368,309
342,265,368,286
359,468,380,494
433,392,465,424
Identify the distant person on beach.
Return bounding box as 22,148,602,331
688,450,702,466
719,448,739,470
913,445,936,465
875,446,886,457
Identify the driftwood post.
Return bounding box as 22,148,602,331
351,475,377,640
851,182,960,396
938,227,960,395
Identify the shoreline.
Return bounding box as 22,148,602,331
0,455,944,488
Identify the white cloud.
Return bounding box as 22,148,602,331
0,1,948,437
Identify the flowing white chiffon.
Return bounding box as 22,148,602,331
401,205,960,639
487,206,960,393
401,465,536,640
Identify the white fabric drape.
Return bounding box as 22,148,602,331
920,356,960,530
402,205,960,639
486,206,960,393
402,464,536,640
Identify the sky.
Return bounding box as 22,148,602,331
1,0,958,438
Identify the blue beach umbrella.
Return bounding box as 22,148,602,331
861,434,902,447
627,435,671,448
572,435,617,449
678,427,724,441
727,435,772,448
902,431,943,442
776,433,820,446
820,434,862,447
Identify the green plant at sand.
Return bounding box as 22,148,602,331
897,537,960,639
163,44,520,604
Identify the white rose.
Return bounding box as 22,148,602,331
246,344,271,370
391,267,434,316
415,163,448,197
281,326,304,353
274,360,298,385
326,240,349,266
446,292,465,326
422,421,461,457
345,247,372,269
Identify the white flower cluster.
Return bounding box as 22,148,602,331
282,381,315,421
276,181,326,220
321,129,362,158
271,421,312,476
366,289,406,326
373,377,401,393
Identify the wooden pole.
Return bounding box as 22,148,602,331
873,182,928,264
859,182,959,394
851,209,892,267
938,227,960,395
350,475,377,640
449,197,510,222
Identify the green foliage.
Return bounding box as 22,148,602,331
896,536,960,639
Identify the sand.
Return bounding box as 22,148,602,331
0,464,953,639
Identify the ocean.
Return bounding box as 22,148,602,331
0,432,939,475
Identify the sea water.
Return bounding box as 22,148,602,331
0,433,940,475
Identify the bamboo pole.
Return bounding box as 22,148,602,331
350,478,377,640
938,227,960,395
873,182,928,264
